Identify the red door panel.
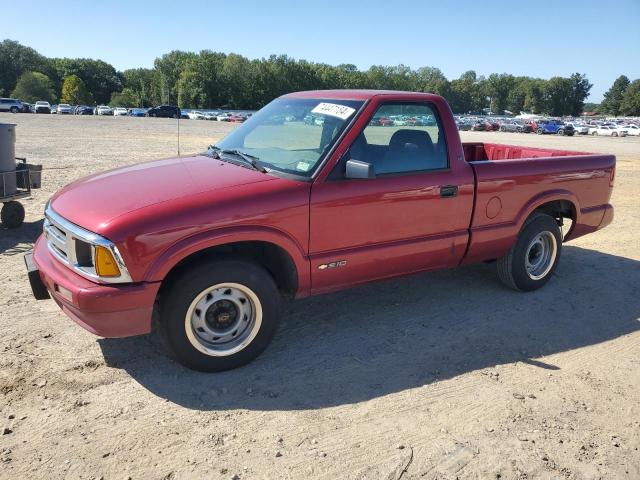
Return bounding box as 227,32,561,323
309,172,474,294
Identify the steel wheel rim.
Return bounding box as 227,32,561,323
185,283,262,357
524,231,557,280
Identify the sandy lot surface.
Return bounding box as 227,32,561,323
0,113,639,480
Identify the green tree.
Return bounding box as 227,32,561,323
53,58,122,104
10,71,56,103
620,79,640,116
109,88,139,107
0,40,52,97
567,73,592,116
600,75,630,115
61,74,93,104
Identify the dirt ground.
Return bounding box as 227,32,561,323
0,113,639,480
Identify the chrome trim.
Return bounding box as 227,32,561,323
44,205,133,284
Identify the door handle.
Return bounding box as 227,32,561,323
440,185,458,198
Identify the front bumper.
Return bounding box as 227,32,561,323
28,235,160,338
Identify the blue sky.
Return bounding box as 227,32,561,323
3,0,639,101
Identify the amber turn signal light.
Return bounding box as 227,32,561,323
94,246,121,277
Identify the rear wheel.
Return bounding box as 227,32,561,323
159,259,282,372
537,128,543,135
1,201,25,228
9,106,18,113
557,129,564,135
612,132,618,137
497,213,562,292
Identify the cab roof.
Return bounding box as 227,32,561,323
282,89,442,101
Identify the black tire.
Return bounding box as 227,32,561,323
612,132,618,137
557,129,564,135
537,128,543,135
1,201,25,228
159,259,282,372
9,106,19,113
173,114,179,119
496,212,562,292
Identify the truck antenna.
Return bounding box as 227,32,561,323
177,113,181,157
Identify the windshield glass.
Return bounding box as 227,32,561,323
213,97,363,177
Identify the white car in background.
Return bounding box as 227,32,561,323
56,103,73,114
567,122,589,135
622,124,640,136
96,105,113,116
187,110,206,120
593,125,627,137
203,111,219,120
113,107,128,116
217,113,232,122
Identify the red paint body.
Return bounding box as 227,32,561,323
33,91,615,337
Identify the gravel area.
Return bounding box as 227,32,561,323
0,113,639,480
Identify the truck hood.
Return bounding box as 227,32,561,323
50,155,277,234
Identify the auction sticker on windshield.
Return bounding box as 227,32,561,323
311,102,356,120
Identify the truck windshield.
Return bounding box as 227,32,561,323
211,98,364,177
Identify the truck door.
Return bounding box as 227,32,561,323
309,100,475,294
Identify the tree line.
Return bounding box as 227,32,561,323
1,39,639,116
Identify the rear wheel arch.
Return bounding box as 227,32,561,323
518,195,578,239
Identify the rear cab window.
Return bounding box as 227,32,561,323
348,102,449,176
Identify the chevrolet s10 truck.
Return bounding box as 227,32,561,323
26,90,615,371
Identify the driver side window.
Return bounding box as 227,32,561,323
350,103,448,175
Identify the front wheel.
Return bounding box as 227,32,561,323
496,213,562,292
9,106,19,113
537,128,543,135
159,259,282,372
557,129,564,135
612,132,618,137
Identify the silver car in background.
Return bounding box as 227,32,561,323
0,98,24,113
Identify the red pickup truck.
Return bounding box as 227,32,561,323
26,90,615,371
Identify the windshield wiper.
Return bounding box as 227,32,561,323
208,145,267,173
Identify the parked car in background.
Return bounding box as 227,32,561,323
471,120,486,131
50,105,57,114
593,125,627,137
113,107,128,116
228,114,246,123
147,105,181,118
75,105,94,115
56,104,73,115
22,103,34,113
567,123,589,135
129,108,147,117
34,101,51,114
203,111,219,120
217,112,232,122
623,124,640,136
97,105,114,116
456,120,471,131
188,110,206,120
500,121,531,133
0,98,24,113
536,120,574,136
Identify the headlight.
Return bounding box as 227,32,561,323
43,204,132,284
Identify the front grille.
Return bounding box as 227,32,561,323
42,206,132,283
44,215,72,263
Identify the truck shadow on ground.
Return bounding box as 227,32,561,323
0,219,43,255
99,245,640,411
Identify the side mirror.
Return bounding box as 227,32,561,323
345,159,375,179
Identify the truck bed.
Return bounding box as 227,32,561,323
462,142,591,161
461,142,615,264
